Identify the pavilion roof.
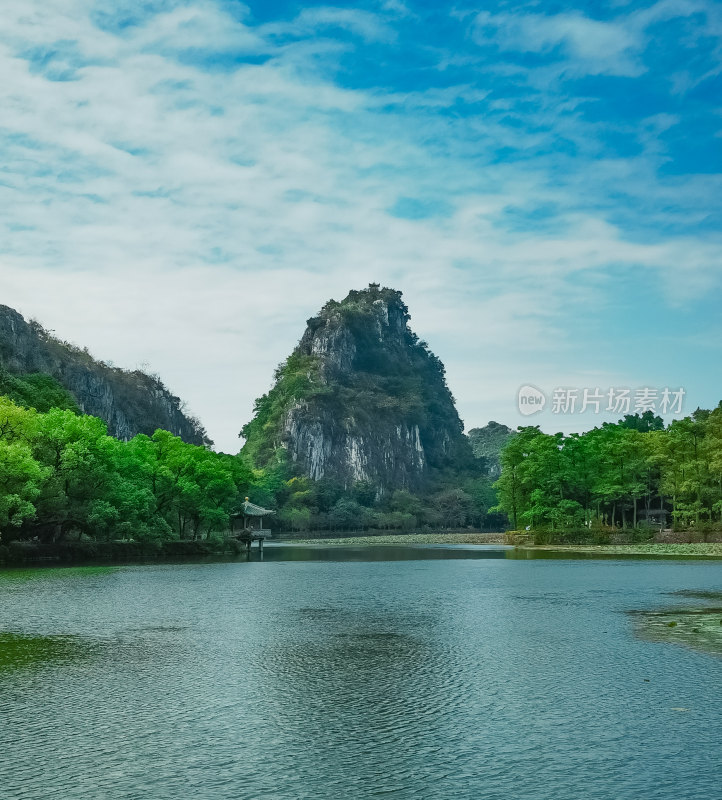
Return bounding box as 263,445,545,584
241,499,276,516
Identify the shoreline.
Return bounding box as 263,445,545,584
285,534,722,557
2,534,722,568
287,532,506,546
513,542,722,558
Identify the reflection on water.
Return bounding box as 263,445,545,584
0,631,89,671
669,589,722,600
259,543,510,561
0,548,720,800
0,565,117,582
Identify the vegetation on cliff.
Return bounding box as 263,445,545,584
232,284,504,533
467,421,514,477
0,367,78,414
0,305,209,445
241,284,474,488
240,352,325,467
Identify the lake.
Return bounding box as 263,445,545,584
1,544,720,799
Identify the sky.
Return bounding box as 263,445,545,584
1,0,721,452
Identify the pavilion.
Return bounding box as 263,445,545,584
235,497,276,538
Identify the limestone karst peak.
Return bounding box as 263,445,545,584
241,285,473,490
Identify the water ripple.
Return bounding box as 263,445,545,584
0,555,720,799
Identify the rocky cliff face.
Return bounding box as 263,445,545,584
0,305,210,445
241,284,472,491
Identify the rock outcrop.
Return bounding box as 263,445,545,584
241,284,473,491
0,305,210,445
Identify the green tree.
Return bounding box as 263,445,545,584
493,427,543,529
0,368,78,414
329,498,364,530
32,410,120,540
430,488,473,528
619,411,664,432
0,440,48,532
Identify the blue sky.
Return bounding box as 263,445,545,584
1,0,721,451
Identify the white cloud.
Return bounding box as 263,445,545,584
473,10,645,76
472,1,722,82
128,5,264,59
264,6,396,43
0,1,720,451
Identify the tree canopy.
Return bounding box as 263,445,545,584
493,408,722,538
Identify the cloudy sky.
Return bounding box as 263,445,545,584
1,0,721,452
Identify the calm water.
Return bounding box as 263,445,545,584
0,545,720,800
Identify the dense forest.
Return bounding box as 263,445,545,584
4,363,721,558
0,383,251,546
0,370,499,558
493,408,722,542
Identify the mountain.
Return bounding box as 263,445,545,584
241,284,473,491
467,421,515,477
0,304,210,445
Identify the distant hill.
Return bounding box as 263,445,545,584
467,421,515,478
241,284,474,491
0,305,210,445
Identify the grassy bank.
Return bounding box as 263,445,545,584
514,543,722,558
287,534,722,557
288,533,506,546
